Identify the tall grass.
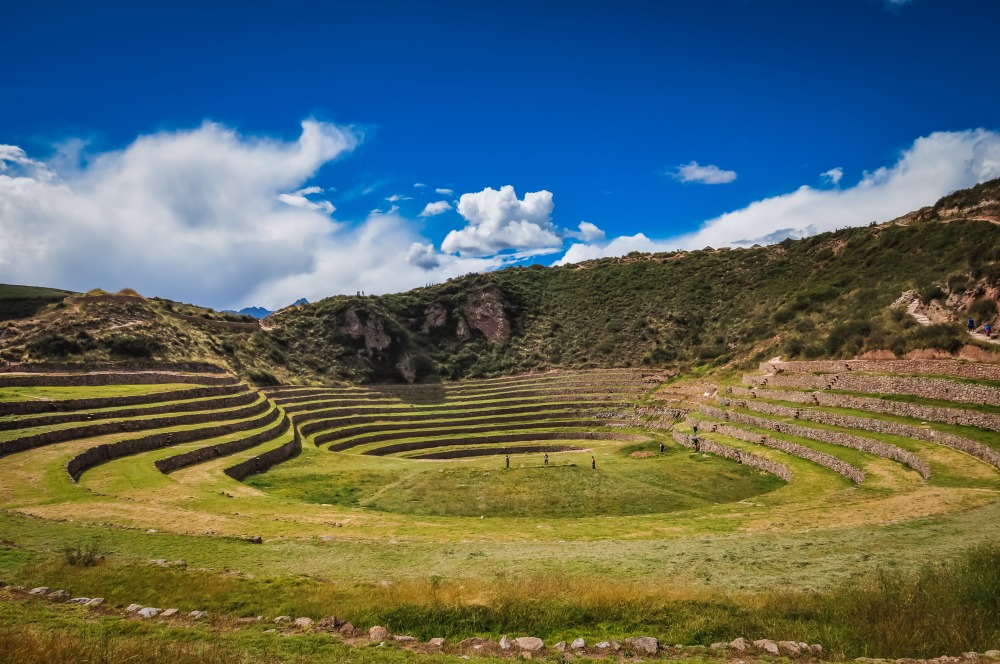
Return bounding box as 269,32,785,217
10,544,1000,659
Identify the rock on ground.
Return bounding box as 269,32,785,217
394,635,417,643
779,641,802,655
160,609,179,618
137,607,161,618
188,610,206,619
47,590,71,601
554,641,567,652
274,616,292,624
85,598,104,608
294,617,314,628
754,639,780,655
369,625,389,642
730,637,749,651
125,603,143,613
499,635,512,650
514,637,544,651
571,638,586,649
595,641,611,649
428,638,445,647
626,636,659,655
28,587,49,595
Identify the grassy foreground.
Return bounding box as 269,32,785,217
2,543,999,662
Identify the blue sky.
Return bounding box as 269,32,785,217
2,0,999,309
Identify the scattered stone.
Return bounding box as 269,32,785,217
126,603,143,613
274,616,292,624
626,636,659,655
779,641,803,655
247,536,263,544
963,654,979,660
339,622,354,635
811,644,825,655
571,638,586,650
319,615,341,629
85,598,104,608
369,625,390,642
394,635,418,643
755,639,780,655
611,640,622,651
188,610,207,619
800,642,812,652
68,597,91,604
984,652,1000,659
554,641,567,652
138,607,162,618
28,587,49,596
150,559,167,566
160,609,179,618
514,637,544,651
294,617,314,628
595,641,612,649
47,590,71,601
499,635,512,650
730,637,750,651
711,642,728,650
428,638,445,647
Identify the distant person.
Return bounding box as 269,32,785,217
505,455,510,469
659,441,664,454
987,324,993,338
591,456,596,470
692,423,699,436
736,451,743,465
693,437,700,453
544,453,549,466
968,317,976,332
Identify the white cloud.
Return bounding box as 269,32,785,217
442,185,560,256
278,186,336,214
413,182,427,188
385,194,412,202
672,161,737,185
405,242,440,269
435,187,453,195
419,200,452,217
821,167,844,185
569,221,605,242
558,129,1000,264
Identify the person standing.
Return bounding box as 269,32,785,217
659,441,664,454
544,453,548,466
505,454,510,469
591,456,596,470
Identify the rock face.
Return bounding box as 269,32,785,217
462,289,512,342
626,636,659,655
342,307,392,352
369,625,390,642
514,636,544,651
422,303,448,332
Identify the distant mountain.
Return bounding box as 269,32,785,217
227,306,273,319
292,298,309,306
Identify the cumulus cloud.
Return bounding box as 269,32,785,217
418,200,452,217
435,187,453,195
405,242,440,269
278,186,336,214
672,161,737,185
442,185,560,256
558,128,1000,264
569,221,605,242
821,167,844,185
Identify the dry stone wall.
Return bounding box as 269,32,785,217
698,404,931,478
326,420,606,452
411,444,584,459
727,397,1000,470
688,417,864,483
730,385,1000,433
0,384,245,416
0,397,270,458
366,431,648,457
313,414,607,444
760,359,1000,381
0,361,229,374
744,373,1000,407
0,372,237,388
67,406,282,481
223,426,302,481
155,413,291,473
671,431,793,482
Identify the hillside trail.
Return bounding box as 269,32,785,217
902,292,1000,345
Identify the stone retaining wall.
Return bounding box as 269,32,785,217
671,431,793,482
728,397,1000,470
411,444,584,460
314,413,609,444
698,404,931,478
0,361,229,374
67,406,282,481
0,389,257,431
223,426,302,481
744,373,1000,407
760,359,1000,381
326,421,608,453
730,385,1000,433
0,384,246,416
155,413,291,473
0,372,237,388
366,431,649,457
687,418,864,483
0,397,270,458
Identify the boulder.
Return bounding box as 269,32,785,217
730,637,750,651
28,587,49,595
811,644,825,655
294,617,314,628
514,637,544,652
394,635,418,643
755,639,780,655
369,625,390,642
963,654,979,660
984,652,1000,659
125,603,143,613
779,641,802,655
571,638,586,650
799,642,811,652
160,609,179,618
595,641,612,649
626,636,659,655
47,590,71,601
339,622,355,634
67,598,91,604
138,607,162,618
554,641,567,652
428,638,445,647
499,635,512,650
85,598,104,608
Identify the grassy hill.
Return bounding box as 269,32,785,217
4,178,1000,383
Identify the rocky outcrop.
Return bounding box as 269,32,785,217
462,290,511,342
341,307,391,352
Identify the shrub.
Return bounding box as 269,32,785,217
64,540,100,567
105,335,162,358
970,298,997,323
